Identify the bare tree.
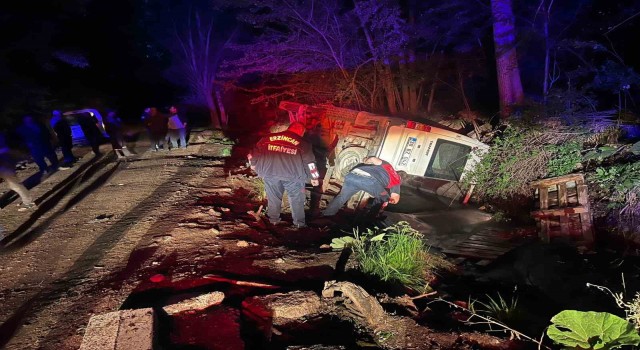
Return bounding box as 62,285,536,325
491,0,524,117
175,11,232,129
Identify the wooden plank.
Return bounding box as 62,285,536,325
467,232,512,239
531,206,588,217
576,179,588,206
530,173,585,187
580,212,595,243
442,249,500,260
455,240,514,250
460,238,514,248
559,215,570,236
444,246,501,255
539,186,549,210
540,218,551,242
463,238,514,247
455,243,511,254
558,182,568,207
465,234,512,241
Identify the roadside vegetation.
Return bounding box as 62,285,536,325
331,221,452,292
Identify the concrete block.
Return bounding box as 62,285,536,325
80,308,155,350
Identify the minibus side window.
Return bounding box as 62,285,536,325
424,140,471,181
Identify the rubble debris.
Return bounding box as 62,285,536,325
163,291,225,315
244,291,323,326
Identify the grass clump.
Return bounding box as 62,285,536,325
470,293,521,327
332,221,443,292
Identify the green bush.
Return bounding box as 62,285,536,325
465,122,586,201
546,141,583,177
331,221,433,292
592,162,640,205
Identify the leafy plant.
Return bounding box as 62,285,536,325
592,162,640,204
331,222,434,291
491,211,511,223
583,146,618,162
470,293,520,326
220,146,232,157
546,141,583,177
547,310,640,349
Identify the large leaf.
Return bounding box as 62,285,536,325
547,310,640,349
330,236,355,250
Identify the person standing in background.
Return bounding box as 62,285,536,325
77,112,102,156
50,110,75,168
167,105,187,149
104,110,132,158
0,131,35,211
16,115,59,175
146,107,167,151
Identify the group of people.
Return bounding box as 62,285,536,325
141,106,188,151
0,108,134,212
250,121,404,229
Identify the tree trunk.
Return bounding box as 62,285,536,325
408,51,419,114
457,63,471,112
381,64,398,114
427,66,440,113
491,0,524,117
399,58,410,112
542,9,550,103
215,89,228,129
206,93,221,129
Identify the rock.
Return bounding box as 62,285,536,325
236,240,249,247
80,308,155,350
90,214,113,223
322,281,386,327
243,291,322,326
163,291,225,315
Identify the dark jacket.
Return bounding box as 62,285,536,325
352,160,402,195
17,122,53,151
0,132,14,171
52,118,73,147
252,130,316,181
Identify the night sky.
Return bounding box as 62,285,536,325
0,0,639,129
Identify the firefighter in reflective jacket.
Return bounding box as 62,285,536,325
250,122,320,228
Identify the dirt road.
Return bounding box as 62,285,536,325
0,137,348,349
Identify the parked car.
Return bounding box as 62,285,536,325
62,109,109,146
